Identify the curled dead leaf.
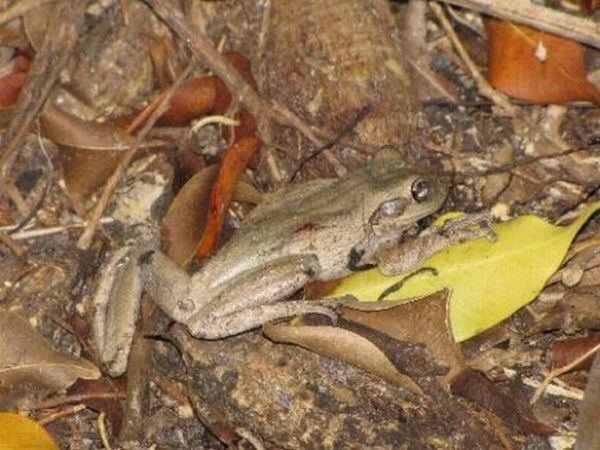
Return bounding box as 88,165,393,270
40,106,166,204
158,75,228,126
342,291,466,385
265,292,464,393
264,319,424,395
23,2,54,51
195,136,261,260
0,309,100,408
162,164,263,267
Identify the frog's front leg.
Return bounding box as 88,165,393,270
375,213,495,275
140,251,341,339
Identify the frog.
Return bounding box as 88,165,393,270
93,157,490,376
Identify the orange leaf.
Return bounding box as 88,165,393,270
0,71,25,107
158,75,229,126
486,19,600,104
195,136,261,259
0,53,29,107
157,51,254,127
224,51,258,91
551,334,600,372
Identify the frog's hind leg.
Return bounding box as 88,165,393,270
200,254,321,317
184,254,344,339
186,300,344,339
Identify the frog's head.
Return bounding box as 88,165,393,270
366,163,448,237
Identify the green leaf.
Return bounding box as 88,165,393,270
329,202,600,342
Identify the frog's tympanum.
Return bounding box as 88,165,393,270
94,158,487,375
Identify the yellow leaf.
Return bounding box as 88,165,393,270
0,413,59,450
330,202,600,342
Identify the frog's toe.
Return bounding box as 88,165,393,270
310,305,339,325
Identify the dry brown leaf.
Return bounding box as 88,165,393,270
23,2,54,51
0,309,100,407
451,370,555,436
67,378,126,436
158,75,224,126
551,334,600,372
265,292,464,392
486,19,600,104
162,164,263,267
40,106,165,204
264,319,424,395
342,291,466,384
40,106,136,151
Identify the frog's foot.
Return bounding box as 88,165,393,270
377,211,496,276
184,299,345,339
439,212,497,242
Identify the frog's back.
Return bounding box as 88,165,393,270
218,177,344,263
206,160,410,285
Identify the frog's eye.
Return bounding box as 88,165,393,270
411,179,430,203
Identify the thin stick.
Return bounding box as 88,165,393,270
31,392,126,411
98,412,113,450
430,2,577,160
530,342,600,405
143,0,326,148
439,0,600,49
1,217,114,240
429,2,518,116
0,0,58,27
0,0,86,185
38,404,86,425
190,115,239,134
76,66,192,249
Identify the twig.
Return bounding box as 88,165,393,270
235,427,266,450
430,2,585,164
429,2,519,117
98,412,113,450
456,145,600,179
530,342,600,405
190,115,239,135
37,403,87,425
290,103,373,181
0,217,114,241
0,0,86,185
76,66,192,249
0,233,25,255
31,392,126,410
143,0,326,148
5,123,53,234
438,0,600,49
